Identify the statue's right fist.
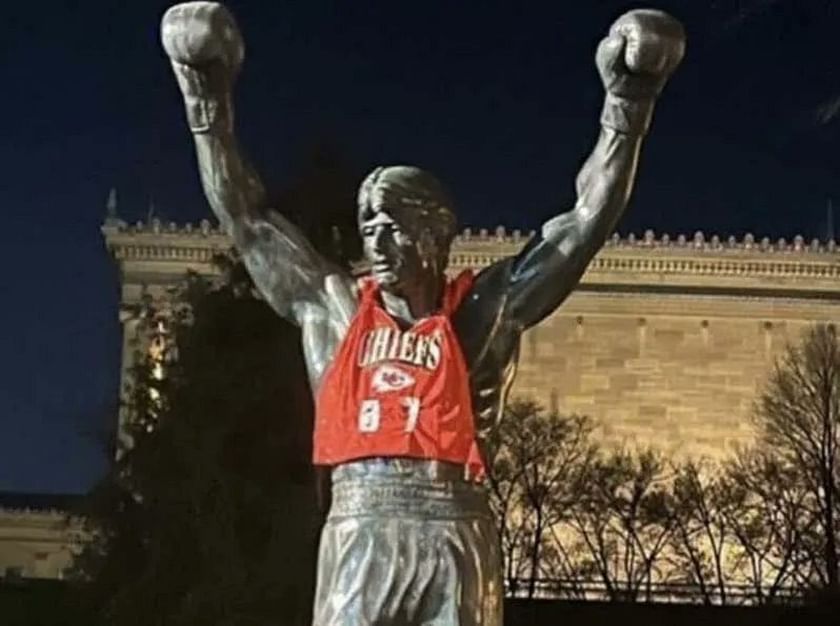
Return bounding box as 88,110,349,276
161,2,243,73
596,10,684,101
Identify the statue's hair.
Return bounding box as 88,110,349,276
357,166,457,243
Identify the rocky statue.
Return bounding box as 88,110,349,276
161,4,684,625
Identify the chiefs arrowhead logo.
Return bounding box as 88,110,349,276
371,365,416,393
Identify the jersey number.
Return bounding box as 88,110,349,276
358,397,420,433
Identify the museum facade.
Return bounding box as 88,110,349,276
103,217,840,460
4,217,839,580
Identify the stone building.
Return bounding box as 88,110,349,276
0,493,83,580
4,216,839,582
102,217,840,461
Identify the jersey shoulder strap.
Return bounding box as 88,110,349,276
442,269,474,317
356,271,474,317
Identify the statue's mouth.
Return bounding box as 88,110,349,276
372,262,393,273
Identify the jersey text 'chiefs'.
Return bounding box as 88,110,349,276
313,271,484,478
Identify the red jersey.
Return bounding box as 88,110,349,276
313,271,485,478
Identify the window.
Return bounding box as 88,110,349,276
3,566,24,580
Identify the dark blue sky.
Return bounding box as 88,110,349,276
2,0,839,494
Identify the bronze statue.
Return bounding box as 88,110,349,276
161,3,684,624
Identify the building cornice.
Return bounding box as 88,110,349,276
0,507,78,525
102,221,840,298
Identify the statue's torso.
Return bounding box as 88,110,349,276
299,269,520,443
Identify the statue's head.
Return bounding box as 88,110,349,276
357,166,457,293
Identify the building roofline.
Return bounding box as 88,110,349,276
0,492,83,515
102,219,839,256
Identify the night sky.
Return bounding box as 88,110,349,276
2,0,839,494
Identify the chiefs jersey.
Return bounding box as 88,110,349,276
313,270,485,478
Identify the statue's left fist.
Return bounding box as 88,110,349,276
596,10,685,101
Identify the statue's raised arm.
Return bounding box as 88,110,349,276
462,10,685,335
160,2,355,329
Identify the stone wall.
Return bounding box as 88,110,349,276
0,508,81,580
102,219,840,460
9,220,835,582
516,295,828,459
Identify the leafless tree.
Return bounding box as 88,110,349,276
753,323,840,592
568,448,675,601
719,449,811,602
486,400,596,598
485,402,530,593
667,460,732,604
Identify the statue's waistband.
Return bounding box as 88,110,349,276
332,457,471,482
328,458,491,520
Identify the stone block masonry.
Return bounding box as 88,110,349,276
102,220,840,460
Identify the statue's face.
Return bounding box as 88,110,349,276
360,209,441,292
357,165,455,294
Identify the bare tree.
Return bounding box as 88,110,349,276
668,460,732,604
486,400,596,598
720,450,811,602
569,448,675,601
754,323,840,592
485,401,531,593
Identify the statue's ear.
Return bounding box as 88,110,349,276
421,225,438,246
412,227,439,272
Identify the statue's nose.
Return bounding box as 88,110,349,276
372,230,390,255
